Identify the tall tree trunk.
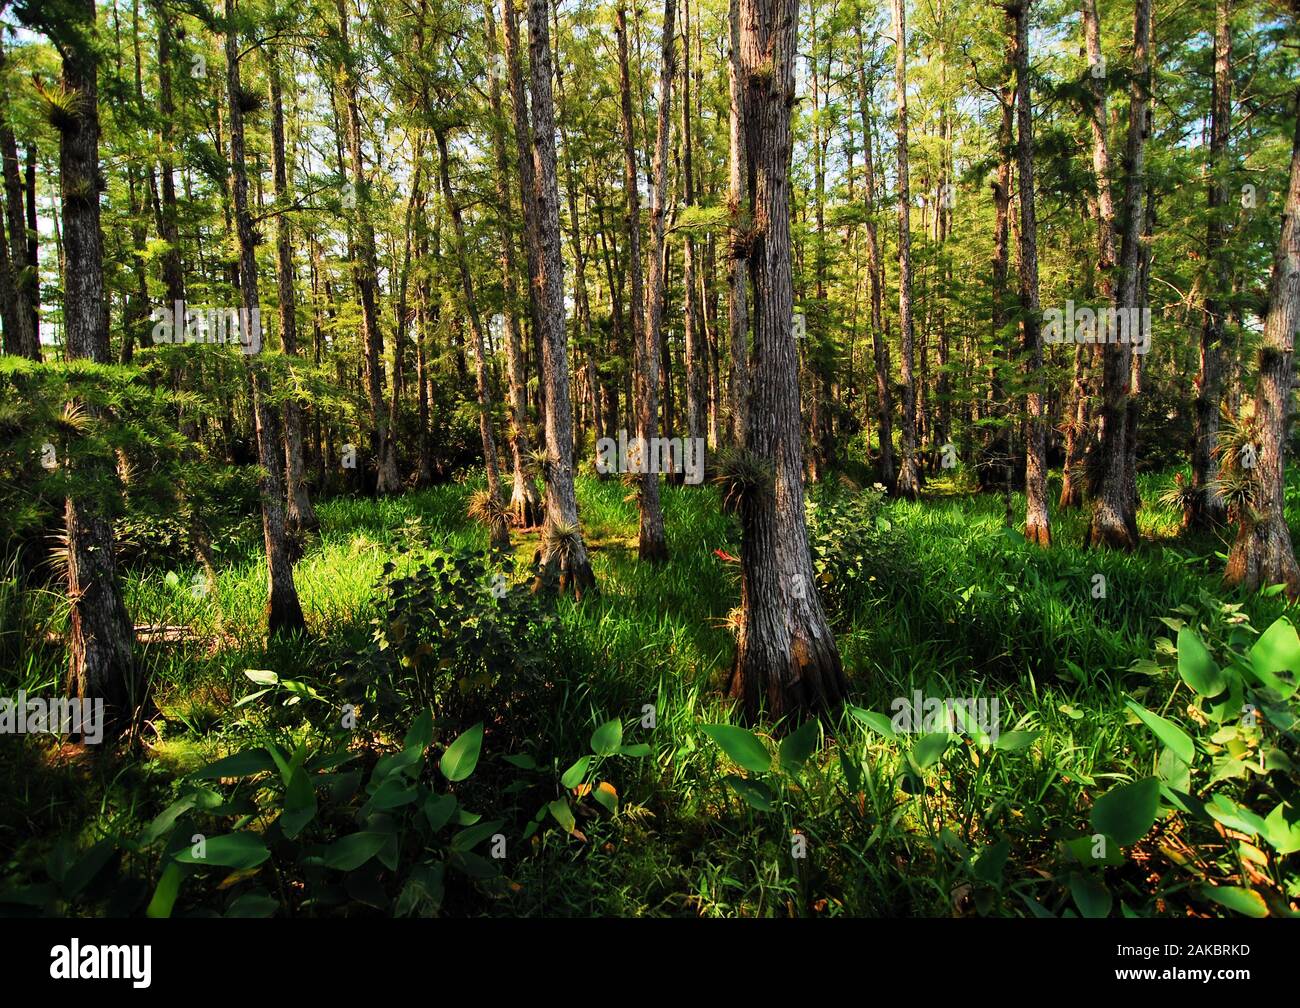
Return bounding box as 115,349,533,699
550,0,601,462
269,48,319,535
593,175,627,438
501,0,547,424
226,0,306,635
680,0,706,451
618,1,670,559
1190,0,1232,529
526,0,596,596
693,4,721,451
935,9,952,455
413,219,437,487
616,6,669,561
436,127,511,552
1058,339,1090,507
22,143,36,342
307,236,325,477
151,0,185,317
0,39,39,360
0,195,21,356
390,136,420,474
660,237,676,468
486,0,543,526
54,0,138,739
1087,0,1150,550
120,167,150,365
731,0,847,723
704,236,722,450
982,37,1014,494
1128,3,1157,518
806,1,832,481
119,0,150,367
855,23,893,489
154,1,198,441
1062,0,1118,510
336,0,401,493
1224,93,1300,595
890,0,922,498
726,0,750,446
1012,1,1050,546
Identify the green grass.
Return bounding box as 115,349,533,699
2,465,1296,917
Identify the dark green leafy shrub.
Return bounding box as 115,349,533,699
114,461,262,570
353,548,559,743
805,484,903,624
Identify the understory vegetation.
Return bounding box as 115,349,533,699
3,469,1297,918
2,0,1299,923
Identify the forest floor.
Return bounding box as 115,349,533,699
4,469,1298,917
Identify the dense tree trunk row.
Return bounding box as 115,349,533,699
6,0,1299,732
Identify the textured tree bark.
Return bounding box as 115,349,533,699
227,0,306,636
935,15,952,456
616,7,669,562
806,2,832,482
56,0,138,739
485,0,543,527
436,127,511,553
0,39,38,361
704,234,722,451
660,236,676,472
854,24,893,489
0,200,20,355
592,179,627,439
501,0,547,424
1012,1,1050,547
152,0,197,441
23,144,36,342
680,0,707,453
1087,0,1149,550
1058,340,1090,508
306,237,325,476
1062,0,1117,511
119,164,151,365
526,0,596,596
336,0,401,494
1224,92,1300,596
390,137,421,480
980,38,1014,495
269,50,319,536
731,0,847,723
413,220,437,488
119,1,151,366
890,0,922,498
1190,0,1232,529
151,0,185,319
551,0,600,458
1128,78,1156,525
726,0,750,447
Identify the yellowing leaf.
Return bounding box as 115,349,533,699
217,866,261,890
